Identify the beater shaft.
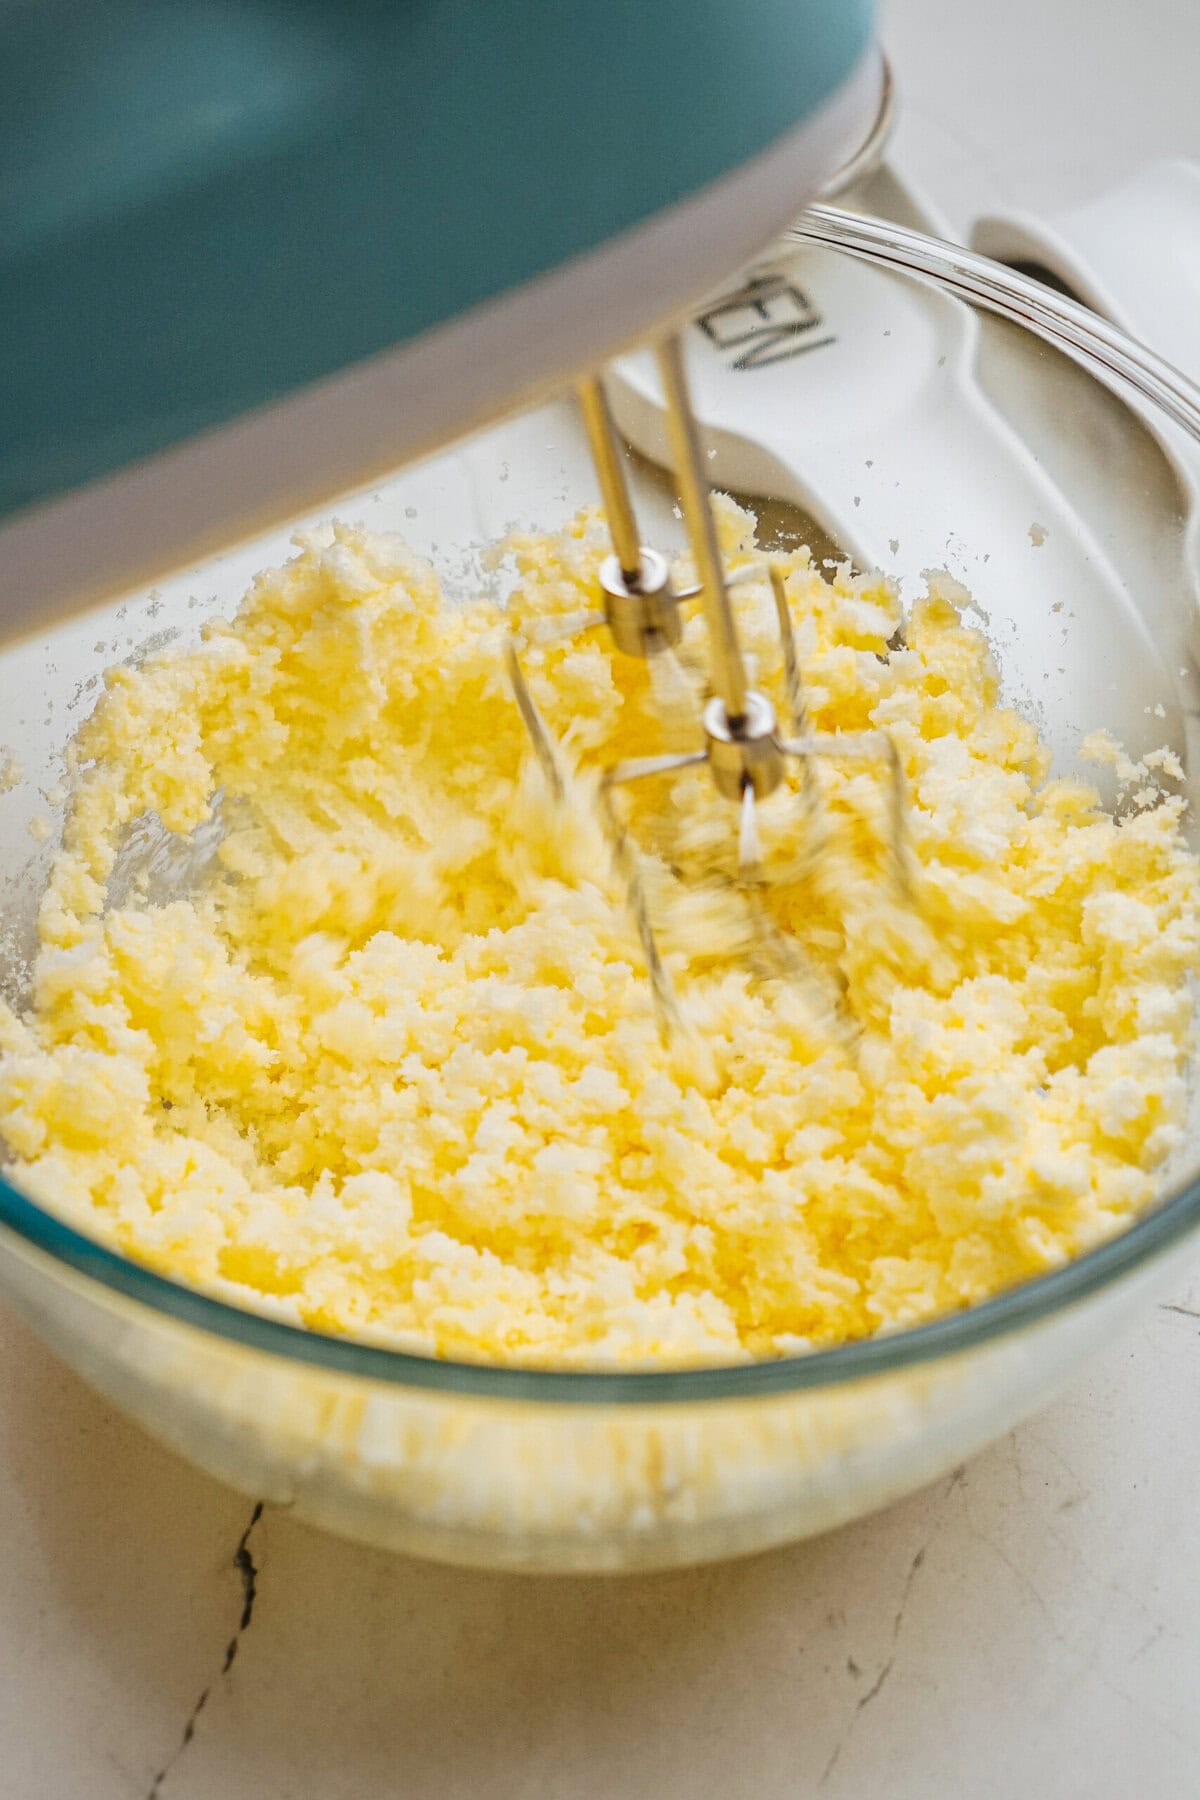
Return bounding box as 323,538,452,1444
655,335,750,726
576,374,684,657
577,376,643,585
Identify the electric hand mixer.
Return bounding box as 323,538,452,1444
8,5,1200,1582
0,0,903,1031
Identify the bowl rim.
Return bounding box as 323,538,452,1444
3,209,1200,1406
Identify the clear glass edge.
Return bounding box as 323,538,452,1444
2,206,1199,1408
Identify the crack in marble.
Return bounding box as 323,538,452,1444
819,1543,928,1786
144,1502,264,1799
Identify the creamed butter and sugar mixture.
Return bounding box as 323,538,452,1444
0,502,1196,1367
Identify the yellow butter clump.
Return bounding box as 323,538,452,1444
0,503,1196,1367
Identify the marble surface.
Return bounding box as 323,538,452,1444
5,1280,1200,1800
6,0,1200,1793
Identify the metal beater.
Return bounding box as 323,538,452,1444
506,334,912,1036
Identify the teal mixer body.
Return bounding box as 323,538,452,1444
0,0,879,625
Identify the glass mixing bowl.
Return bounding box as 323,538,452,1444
1,213,1199,1574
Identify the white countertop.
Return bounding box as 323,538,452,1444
7,1,1200,1793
